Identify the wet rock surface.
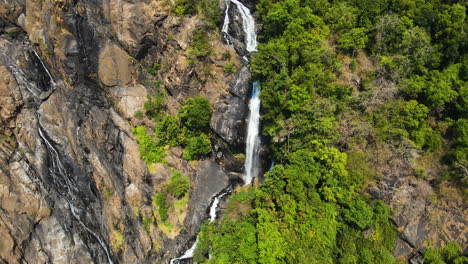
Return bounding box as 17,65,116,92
0,0,246,262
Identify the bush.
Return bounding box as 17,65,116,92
146,62,161,75
183,133,212,160
144,95,165,119
188,30,212,63
223,62,237,75
153,192,169,221
155,115,180,146
179,96,212,134
165,171,191,198
133,126,164,164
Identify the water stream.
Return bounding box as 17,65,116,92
32,50,57,89
244,81,261,184
30,50,112,263
37,118,114,264
171,1,261,262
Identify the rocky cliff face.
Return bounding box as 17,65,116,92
0,0,252,263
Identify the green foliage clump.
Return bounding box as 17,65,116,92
223,62,236,75
132,126,164,164
423,242,467,264
146,62,161,75
183,133,212,160
153,192,169,221
179,96,212,134
173,0,220,27
165,171,191,198
144,95,165,119
155,114,181,147
188,30,212,64
372,99,441,150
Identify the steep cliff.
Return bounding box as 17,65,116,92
0,0,251,263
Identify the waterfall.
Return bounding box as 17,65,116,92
32,50,56,89
222,0,257,52
170,191,227,264
37,119,114,264
222,0,261,185
244,81,261,184
171,1,261,262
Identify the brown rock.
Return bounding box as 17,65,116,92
0,65,21,125
109,84,148,119
98,43,134,86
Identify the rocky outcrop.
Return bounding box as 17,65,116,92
211,65,251,147
98,43,137,87
0,0,247,263
387,178,467,259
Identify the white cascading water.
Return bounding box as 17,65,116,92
222,0,261,185
244,81,261,184
32,50,57,89
222,0,257,52
170,192,227,264
172,1,260,262
37,120,114,264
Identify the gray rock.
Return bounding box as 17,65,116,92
187,161,230,233
229,65,251,101
211,95,246,146
393,237,414,260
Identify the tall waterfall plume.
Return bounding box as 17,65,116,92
244,81,261,184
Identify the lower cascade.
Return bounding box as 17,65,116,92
244,81,261,185
171,0,261,262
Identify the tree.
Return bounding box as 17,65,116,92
179,96,212,134
155,114,180,146
183,133,211,160
337,28,368,55
132,126,164,164
165,171,191,198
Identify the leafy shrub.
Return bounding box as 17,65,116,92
146,62,161,75
183,133,212,160
134,111,143,118
188,30,212,63
153,192,169,221
179,96,212,134
133,126,164,164
155,115,180,147
424,242,467,264
223,62,236,75
165,171,191,198
144,95,165,119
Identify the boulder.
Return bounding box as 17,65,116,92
211,95,246,146
187,161,230,233
98,43,134,87
109,84,148,119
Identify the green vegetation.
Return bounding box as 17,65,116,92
223,62,237,75
134,95,213,164
423,242,468,264
155,114,181,147
165,171,191,198
111,229,124,250
179,96,212,135
132,126,164,164
143,95,165,119
194,0,467,263
173,0,220,28
183,133,212,160
188,29,213,66
153,192,169,221
146,62,161,75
